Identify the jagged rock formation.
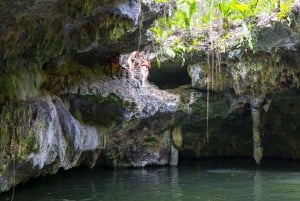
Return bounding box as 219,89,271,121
1,0,300,195
0,0,184,193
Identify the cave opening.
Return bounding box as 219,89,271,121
148,63,191,89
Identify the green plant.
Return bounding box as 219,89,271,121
152,0,199,66
151,0,292,60
277,0,293,20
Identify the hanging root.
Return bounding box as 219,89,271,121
10,132,17,201
250,97,263,165
206,53,211,143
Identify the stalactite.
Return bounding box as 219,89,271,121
99,127,109,149
171,125,182,149
170,126,182,166
250,97,263,165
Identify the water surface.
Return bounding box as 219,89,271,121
1,159,300,201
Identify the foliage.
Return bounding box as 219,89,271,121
155,0,169,3
278,0,294,20
151,0,294,65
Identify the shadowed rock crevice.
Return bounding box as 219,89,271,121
149,63,191,89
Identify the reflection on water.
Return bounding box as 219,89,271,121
254,171,262,201
1,159,300,201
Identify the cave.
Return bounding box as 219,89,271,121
148,62,191,89
2,0,300,199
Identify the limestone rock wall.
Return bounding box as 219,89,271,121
0,0,186,193
0,95,101,192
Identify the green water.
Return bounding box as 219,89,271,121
1,159,300,201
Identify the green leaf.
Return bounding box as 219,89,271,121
156,57,161,68
202,12,212,25
230,2,250,19
176,10,190,28
189,0,197,18
278,0,293,19
230,2,249,13
154,0,168,3
151,27,162,37
219,1,233,18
